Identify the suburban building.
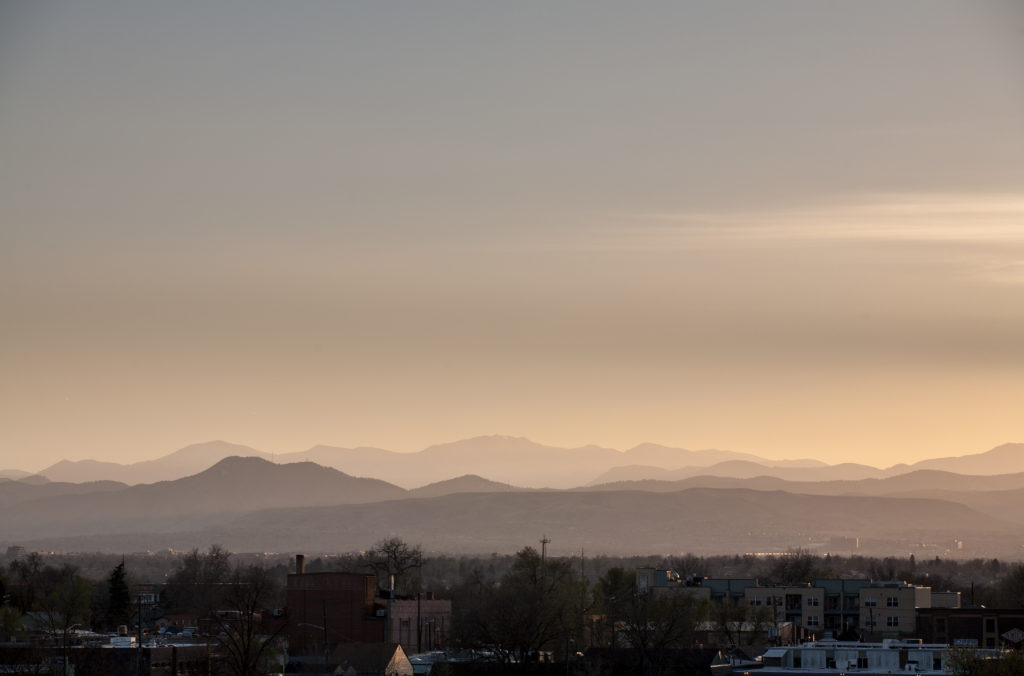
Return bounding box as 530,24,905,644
816,578,871,637
916,607,1024,649
387,594,451,653
634,569,951,640
635,569,753,604
744,584,826,635
758,638,996,674
858,581,932,637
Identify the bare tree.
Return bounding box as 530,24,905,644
38,565,92,640
211,565,286,676
365,538,423,595
465,547,586,666
164,545,233,617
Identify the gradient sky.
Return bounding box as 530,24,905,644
3,1,1023,472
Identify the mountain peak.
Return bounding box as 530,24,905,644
906,442,1024,475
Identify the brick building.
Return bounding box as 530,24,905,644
285,563,386,657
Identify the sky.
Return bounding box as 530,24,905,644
2,1,1023,472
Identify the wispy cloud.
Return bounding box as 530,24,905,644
627,193,1024,244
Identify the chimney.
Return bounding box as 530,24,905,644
295,554,305,575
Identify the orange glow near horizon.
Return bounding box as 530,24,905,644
2,2,1022,473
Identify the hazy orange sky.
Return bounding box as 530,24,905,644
2,2,1023,472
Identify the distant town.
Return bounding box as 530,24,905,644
2,541,1024,674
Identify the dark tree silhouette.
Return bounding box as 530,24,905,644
212,565,286,676
465,547,586,666
164,545,232,616
106,561,130,629
365,537,423,595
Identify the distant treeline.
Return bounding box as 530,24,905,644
4,547,1023,607
6,545,1024,676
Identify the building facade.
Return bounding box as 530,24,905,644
858,581,933,637
634,569,951,640
285,570,386,656
917,607,1024,649
387,595,452,653
745,585,826,635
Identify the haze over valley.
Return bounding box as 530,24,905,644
4,437,1023,558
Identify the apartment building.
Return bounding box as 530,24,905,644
745,585,826,635
635,569,948,640
635,569,751,604
859,581,932,637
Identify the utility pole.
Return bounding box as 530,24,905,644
540,535,550,563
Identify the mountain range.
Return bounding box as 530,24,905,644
4,442,1024,557
35,437,803,487
21,437,1024,489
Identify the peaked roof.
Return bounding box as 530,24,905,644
330,642,408,672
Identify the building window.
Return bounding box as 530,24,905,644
985,618,996,633
806,615,820,626
887,616,899,627
807,597,820,606
886,596,899,608
864,597,877,607
750,596,762,606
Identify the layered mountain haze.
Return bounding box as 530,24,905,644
0,470,35,481
0,457,405,541
591,443,1024,485
621,443,827,469
584,469,1024,498
12,488,1013,557
37,441,270,484
28,437,1021,491
6,437,1024,557
0,460,529,545
909,443,1024,475
0,479,128,507
190,489,1006,555
24,436,831,489
897,488,1024,526
407,474,524,499
589,460,887,485
277,437,627,488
